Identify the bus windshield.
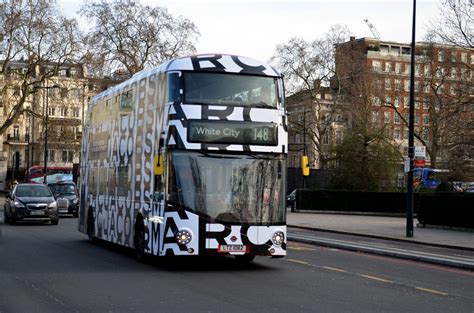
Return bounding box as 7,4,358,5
183,72,279,108
168,151,286,224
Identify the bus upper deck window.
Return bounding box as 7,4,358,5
168,72,181,103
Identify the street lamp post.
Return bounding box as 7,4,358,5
42,84,60,184
406,0,417,238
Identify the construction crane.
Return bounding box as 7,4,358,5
364,18,381,40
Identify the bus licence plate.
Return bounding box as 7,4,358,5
218,245,248,253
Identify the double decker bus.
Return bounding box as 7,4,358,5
78,54,287,262
26,165,73,183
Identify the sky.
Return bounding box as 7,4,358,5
58,0,441,63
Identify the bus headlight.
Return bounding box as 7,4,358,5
272,231,285,246
176,230,192,245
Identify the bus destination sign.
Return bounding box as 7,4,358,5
187,120,278,145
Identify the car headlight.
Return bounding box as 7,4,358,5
48,201,57,209
13,201,25,208
73,199,79,204
272,231,285,246
175,230,192,245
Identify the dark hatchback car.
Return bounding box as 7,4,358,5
4,183,59,225
47,181,79,217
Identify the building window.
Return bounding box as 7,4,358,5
48,149,55,162
395,79,401,91
295,134,301,143
394,97,400,107
371,96,381,106
394,128,401,140
414,114,420,125
385,62,392,72
323,132,329,145
438,50,444,62
62,150,74,163
395,62,402,74
423,114,429,125
48,107,55,116
404,96,410,107
415,98,420,109
372,60,382,72
460,52,467,63
60,107,68,116
404,80,410,92
394,114,400,124
424,64,431,76
335,130,342,145
403,128,409,139
450,68,457,79
384,96,391,106
384,111,391,124
449,85,457,95
385,79,391,90
13,125,19,139
372,111,380,123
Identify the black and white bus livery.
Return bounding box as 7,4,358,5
78,54,287,262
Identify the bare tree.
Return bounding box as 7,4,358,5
426,0,473,48
0,0,83,136
80,0,200,77
271,25,352,168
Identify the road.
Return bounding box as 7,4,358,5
0,216,473,313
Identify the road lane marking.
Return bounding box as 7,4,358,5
286,258,309,265
360,274,393,283
416,287,448,296
323,266,347,273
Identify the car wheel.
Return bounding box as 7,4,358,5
9,214,17,225
87,209,95,242
73,211,79,218
51,217,59,225
4,209,9,224
134,219,148,262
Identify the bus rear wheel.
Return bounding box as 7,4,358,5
87,209,95,242
134,220,148,263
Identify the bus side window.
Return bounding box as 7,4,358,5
168,72,181,103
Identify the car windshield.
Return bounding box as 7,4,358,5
49,183,76,195
183,72,279,108
16,185,53,198
168,151,286,224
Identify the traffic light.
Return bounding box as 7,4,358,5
301,155,310,176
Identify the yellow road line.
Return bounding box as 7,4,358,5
323,266,347,273
286,258,309,265
416,287,448,296
360,274,393,283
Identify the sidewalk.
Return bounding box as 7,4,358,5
287,211,474,250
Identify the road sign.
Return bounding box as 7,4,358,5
404,157,410,173
414,146,426,158
414,159,426,167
